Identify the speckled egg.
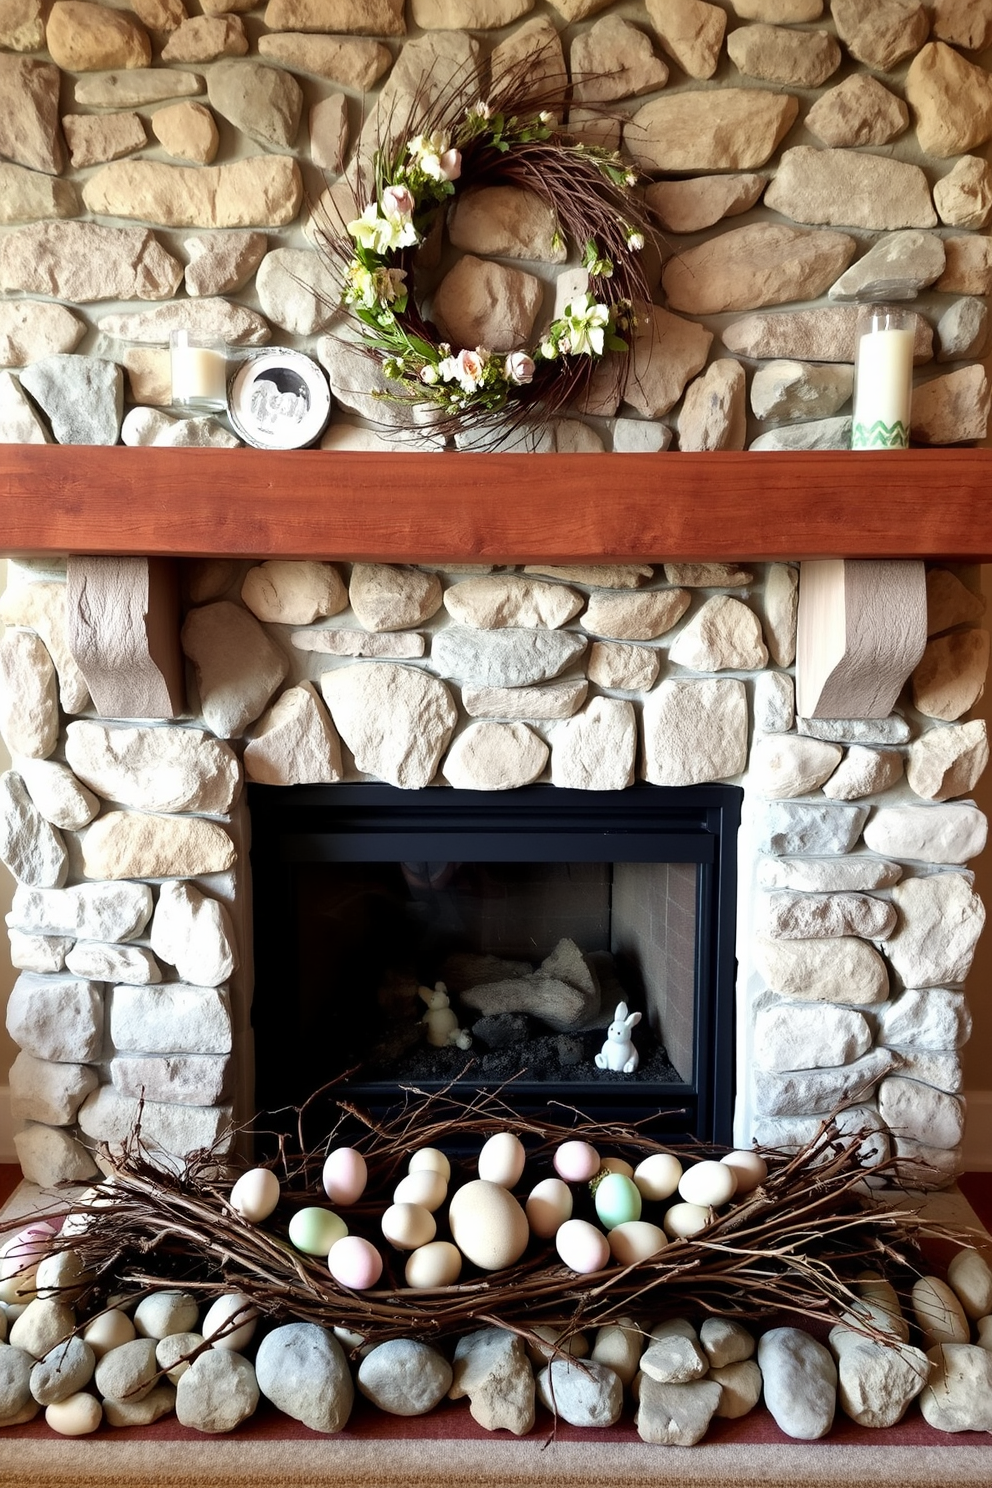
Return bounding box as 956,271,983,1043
633,1153,683,1202
447,1180,530,1271
322,1148,368,1207
404,1241,463,1289
525,1177,573,1240
393,1169,447,1212
663,1201,711,1239
408,1148,451,1181
593,1172,643,1230
288,1206,348,1257
553,1140,601,1183
328,1235,383,1290
381,1202,436,1251
608,1220,668,1265
555,1218,610,1275
230,1167,281,1224
678,1160,737,1209
478,1131,526,1188
721,1150,768,1194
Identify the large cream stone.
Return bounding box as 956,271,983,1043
431,627,587,688
184,231,267,298
0,630,58,760
101,298,270,348
448,187,566,264
260,33,391,88
581,589,689,640
905,41,992,157
645,0,726,79
241,561,346,625
9,1050,98,1126
0,580,90,713
443,721,548,790
932,0,992,51
81,812,237,880
821,745,904,801
110,982,233,1056
906,720,989,801
863,803,987,864
877,1077,965,1150
348,564,442,632
149,880,237,988
443,576,582,630
754,935,889,1004
668,596,768,671
754,1003,872,1072
724,305,932,363
551,697,636,790
762,890,896,941
588,641,660,692
82,157,303,229
727,21,840,85
181,600,288,738
642,679,748,785
432,256,542,354
5,972,103,1062
0,303,84,368
14,1125,98,1187
0,221,182,302
884,872,986,987
320,663,457,789
764,147,937,230
571,15,668,102
10,879,153,941
489,15,565,99
663,224,855,315
64,721,241,815
747,736,842,798
46,1,151,71
763,564,799,667
625,89,798,173
14,756,98,831
911,628,990,720
243,682,344,786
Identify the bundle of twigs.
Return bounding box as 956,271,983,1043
4,1086,978,1355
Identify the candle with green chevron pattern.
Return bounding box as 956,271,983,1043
851,306,914,449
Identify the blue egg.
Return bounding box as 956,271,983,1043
593,1172,642,1230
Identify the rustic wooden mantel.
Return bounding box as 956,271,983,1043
0,445,990,563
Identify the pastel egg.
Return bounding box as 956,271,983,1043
608,1220,669,1265
381,1202,436,1251
633,1152,683,1202
448,1180,530,1271
408,1148,451,1181
594,1172,642,1230
525,1177,573,1240
678,1160,737,1209
202,1291,259,1351
598,1157,634,1178
478,1132,526,1188
404,1240,463,1289
328,1235,383,1290
230,1167,281,1224
393,1169,447,1212
663,1201,711,1239
322,1148,368,1207
288,1206,348,1257
555,1218,610,1275
721,1150,768,1194
553,1140,601,1183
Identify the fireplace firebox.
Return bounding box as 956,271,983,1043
248,783,741,1144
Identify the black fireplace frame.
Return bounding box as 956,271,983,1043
247,782,741,1145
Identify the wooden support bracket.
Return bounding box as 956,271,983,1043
66,555,186,720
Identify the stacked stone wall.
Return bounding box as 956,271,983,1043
0,554,987,1187
0,0,991,447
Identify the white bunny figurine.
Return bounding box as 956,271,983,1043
595,1001,642,1074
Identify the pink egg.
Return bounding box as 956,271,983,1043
553,1140,601,1183
322,1148,368,1207
555,1218,610,1275
328,1235,383,1291
0,1222,58,1281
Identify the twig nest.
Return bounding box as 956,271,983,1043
288,1206,348,1257
392,1169,447,1212
201,1292,259,1352
721,1150,768,1195
556,1218,611,1275
553,1140,601,1182
381,1202,436,1252
526,1177,573,1239
322,1148,368,1207
230,1167,281,1223
633,1152,682,1201
408,1147,450,1181
478,1131,526,1187
678,1160,738,1209
448,1180,530,1270
663,1201,711,1239
593,1172,642,1230
328,1235,383,1290
608,1220,668,1265
404,1240,463,1289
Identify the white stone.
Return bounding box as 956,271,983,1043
13,757,98,830
255,248,340,336
181,601,288,739
754,935,889,1004
893,1137,962,1189
443,722,548,791
710,1359,763,1419
906,720,989,801
863,804,987,864
121,408,239,449
590,1319,643,1387
758,854,902,892
877,1076,965,1149
640,1320,708,1384
443,576,582,630
536,1357,623,1428
828,1327,928,1429
669,595,768,671
642,679,748,785
12,1125,98,1187
581,589,690,640
892,1049,961,1092
884,872,985,986
64,721,241,815
429,627,587,690
756,1328,835,1439
109,982,232,1055
254,1323,354,1434
920,1344,992,1432
699,1318,755,1369
112,1052,230,1106
0,629,59,759
752,1105,888,1161
149,881,237,988
753,671,795,733
320,663,457,790
448,1327,535,1436
8,931,71,973
348,565,442,633
77,1084,233,1161
5,972,103,1062
912,1277,970,1347
81,811,236,880
9,1050,98,1125
175,1349,259,1432
756,801,868,855
753,1003,872,1072
754,1047,896,1118
8,880,153,941
461,681,588,720
551,698,636,791
65,942,160,985
947,1250,992,1322
748,735,842,797
821,745,904,800
0,369,49,443
587,641,660,693
761,890,896,939
0,771,66,887
357,1338,453,1417
244,682,343,786
291,628,425,660
876,987,971,1050
241,560,347,625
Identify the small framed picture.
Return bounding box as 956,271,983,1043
228,350,332,450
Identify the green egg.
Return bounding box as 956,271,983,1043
594,1172,642,1231
288,1206,348,1256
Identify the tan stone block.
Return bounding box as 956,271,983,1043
905,41,992,158
151,101,219,164
582,589,690,641
63,110,146,167
263,0,405,34
832,0,928,71
910,366,991,447
0,55,65,174
123,347,172,406
805,75,908,148
46,1,151,71
81,811,237,880
82,156,303,230
588,641,660,692
443,720,548,790
727,21,840,86
678,359,747,451
160,14,247,62
645,174,766,235
626,89,797,173
262,33,390,89
645,0,725,79
0,0,45,50
571,15,668,103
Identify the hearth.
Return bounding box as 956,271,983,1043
248,782,741,1143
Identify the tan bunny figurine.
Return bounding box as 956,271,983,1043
595,1001,642,1074
419,981,472,1050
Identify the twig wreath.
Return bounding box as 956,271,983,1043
328,88,654,440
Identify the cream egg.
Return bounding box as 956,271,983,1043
328,1235,383,1290
598,1156,634,1178
448,1180,530,1270
408,1148,451,1182
633,1152,683,1202
404,1240,463,1289
663,1201,711,1239
381,1202,436,1251
83,1307,136,1358
678,1160,737,1209
393,1169,447,1212
202,1291,259,1351
608,1220,668,1266
478,1131,526,1188
230,1167,281,1224
553,1140,601,1183
721,1149,768,1194
322,1148,368,1207
555,1218,610,1275
525,1177,573,1240
288,1206,348,1257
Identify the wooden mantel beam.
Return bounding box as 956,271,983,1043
1,445,990,564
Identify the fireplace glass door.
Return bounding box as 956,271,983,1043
248,783,740,1143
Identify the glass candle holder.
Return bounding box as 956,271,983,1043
851,305,914,449
170,330,228,410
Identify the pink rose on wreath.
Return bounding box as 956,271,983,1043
381,184,416,222
504,351,535,386
454,348,485,392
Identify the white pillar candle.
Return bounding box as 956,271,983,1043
170,330,228,409
851,307,913,449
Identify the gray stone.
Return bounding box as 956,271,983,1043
865,805,987,865
95,1339,159,1404
798,715,912,745
15,757,98,831
893,1137,961,1189
149,881,237,989
65,721,241,816
444,576,581,630
642,679,748,785
8,880,153,941
753,1003,872,1072
461,680,588,720
749,418,853,451
551,698,636,791
103,1384,176,1427
182,601,288,738
244,682,344,787
241,561,347,626
449,1327,535,1436
581,589,690,641
747,736,841,798
5,972,103,1062
443,721,548,791
635,1375,723,1444
753,672,795,733
349,565,442,633
754,935,888,1004
0,772,66,888
876,988,971,1050
937,297,989,361
757,1328,836,1438
80,811,236,881
9,1051,98,1126
756,801,868,856
29,1336,95,1406
750,361,853,423
754,1047,896,1118
536,1357,623,1427
762,890,896,940
10,1301,76,1363
358,1339,452,1416
828,1327,928,1428
321,663,457,789
255,1323,354,1433
255,248,340,337
821,746,904,801
175,1349,259,1432
757,855,902,892
431,627,587,689
664,225,855,316
752,1105,888,1164
877,1077,965,1149
78,1085,233,1161
110,982,233,1056
626,89,798,173
112,1053,229,1106
17,356,122,447
805,73,908,148
74,68,201,107
920,1344,992,1431
678,359,747,450
830,232,945,302
640,1319,708,1384
611,419,673,452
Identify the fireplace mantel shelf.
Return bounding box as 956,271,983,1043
2,445,990,563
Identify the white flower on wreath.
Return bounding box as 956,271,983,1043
504,350,535,386
563,295,610,357
439,348,486,393
408,131,462,182
347,201,418,255
346,263,407,310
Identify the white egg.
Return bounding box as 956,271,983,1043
404,1240,463,1289
555,1218,610,1275
381,1202,436,1251
608,1220,668,1265
230,1167,281,1224
202,1291,259,1351
393,1169,447,1212
721,1149,768,1194
678,1160,737,1209
663,1201,711,1239
408,1148,451,1181
633,1152,683,1202
478,1131,526,1188
525,1177,573,1240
